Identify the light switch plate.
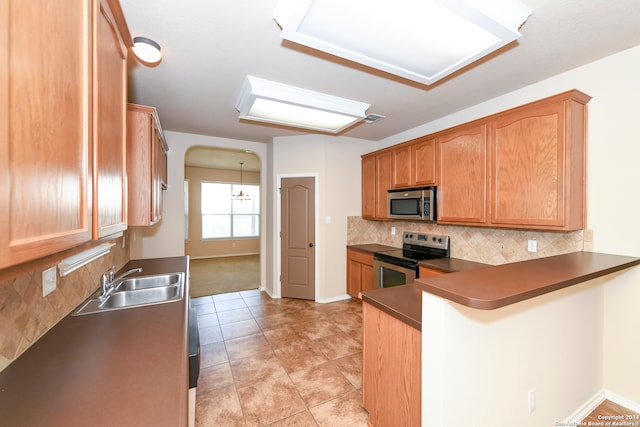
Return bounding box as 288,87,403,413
42,266,57,297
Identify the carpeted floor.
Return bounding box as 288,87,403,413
189,255,260,297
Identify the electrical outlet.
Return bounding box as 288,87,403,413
42,267,57,297
391,227,396,235
528,388,537,413
527,239,537,253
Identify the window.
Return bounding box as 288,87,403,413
201,182,260,239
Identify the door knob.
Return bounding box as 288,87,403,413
309,243,314,248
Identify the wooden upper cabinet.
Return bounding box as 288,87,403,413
391,137,437,189
375,151,392,219
361,152,391,220
412,137,437,186
391,145,412,188
0,0,93,269
127,104,168,226
93,0,129,239
437,123,489,225
490,91,590,230
361,155,376,219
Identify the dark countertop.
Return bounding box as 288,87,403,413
415,251,640,310
361,284,424,330
0,256,190,427
419,257,489,273
361,254,488,330
347,243,397,253
347,243,488,274
362,251,640,329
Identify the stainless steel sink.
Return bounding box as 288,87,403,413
115,273,181,291
73,272,185,315
100,285,180,309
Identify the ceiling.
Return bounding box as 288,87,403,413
121,0,640,144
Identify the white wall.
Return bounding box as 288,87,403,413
422,277,606,427
268,134,372,302
129,131,269,290
410,44,640,420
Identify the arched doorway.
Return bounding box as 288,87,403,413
184,146,261,297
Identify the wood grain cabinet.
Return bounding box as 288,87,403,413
93,0,129,239
391,137,437,189
0,0,130,269
361,151,391,220
489,91,590,230
127,103,169,226
346,248,374,299
437,123,489,225
362,90,590,231
363,302,421,427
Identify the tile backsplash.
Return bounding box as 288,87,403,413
347,217,586,265
0,234,130,372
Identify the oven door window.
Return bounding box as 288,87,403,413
380,265,410,288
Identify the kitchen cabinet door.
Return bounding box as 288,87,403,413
375,151,392,219
362,151,392,220
127,103,168,226
361,155,376,219
391,138,437,189
346,248,374,299
93,0,129,238
0,0,93,269
412,137,437,186
390,145,412,189
363,302,421,427
437,123,489,225
490,90,589,230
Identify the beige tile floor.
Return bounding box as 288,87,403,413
192,290,369,426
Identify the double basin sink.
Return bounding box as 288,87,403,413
74,272,185,315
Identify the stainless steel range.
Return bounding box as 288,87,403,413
373,231,450,288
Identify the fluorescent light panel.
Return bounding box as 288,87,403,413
236,76,370,133
274,0,532,85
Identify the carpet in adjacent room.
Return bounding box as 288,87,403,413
189,255,260,297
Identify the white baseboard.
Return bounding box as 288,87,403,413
316,294,353,304
562,391,606,424
604,390,640,414
562,390,640,424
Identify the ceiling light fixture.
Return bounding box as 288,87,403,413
232,162,251,201
273,0,532,85
235,76,370,133
132,36,162,64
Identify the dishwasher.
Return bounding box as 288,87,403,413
188,305,200,427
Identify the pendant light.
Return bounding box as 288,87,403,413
232,162,251,201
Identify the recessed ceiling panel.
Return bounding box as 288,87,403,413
274,0,532,84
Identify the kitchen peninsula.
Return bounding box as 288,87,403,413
362,251,640,427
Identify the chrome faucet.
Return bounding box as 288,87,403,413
100,267,143,299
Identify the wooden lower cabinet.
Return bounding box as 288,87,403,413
346,248,373,299
363,302,421,427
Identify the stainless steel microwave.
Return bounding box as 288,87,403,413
387,187,436,221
